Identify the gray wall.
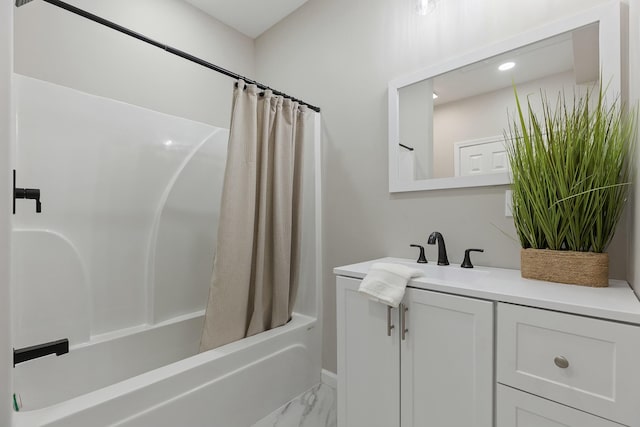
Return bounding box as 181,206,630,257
1,0,12,424
14,0,255,128
254,0,633,373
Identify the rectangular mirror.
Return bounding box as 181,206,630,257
388,1,623,192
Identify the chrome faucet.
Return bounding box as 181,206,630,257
427,231,449,266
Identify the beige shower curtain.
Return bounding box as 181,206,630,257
200,80,308,352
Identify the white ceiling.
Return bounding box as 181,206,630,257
183,0,310,38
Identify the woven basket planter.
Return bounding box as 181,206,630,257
520,248,609,287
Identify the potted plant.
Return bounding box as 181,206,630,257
506,85,635,287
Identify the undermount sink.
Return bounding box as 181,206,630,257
397,260,490,285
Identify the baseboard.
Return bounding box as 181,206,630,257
321,369,337,390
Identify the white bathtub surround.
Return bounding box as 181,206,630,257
252,383,337,427
201,81,311,351
12,77,323,426
12,229,89,347
13,74,227,340
397,150,415,180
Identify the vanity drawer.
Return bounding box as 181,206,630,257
497,303,640,426
497,385,624,427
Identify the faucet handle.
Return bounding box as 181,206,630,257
13,170,42,214
461,249,484,268
410,244,428,264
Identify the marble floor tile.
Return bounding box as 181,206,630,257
252,383,337,427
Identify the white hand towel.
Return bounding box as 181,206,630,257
358,263,423,308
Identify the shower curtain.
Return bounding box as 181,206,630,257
200,80,308,352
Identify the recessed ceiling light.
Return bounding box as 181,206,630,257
498,62,516,71
164,140,173,146
433,93,438,99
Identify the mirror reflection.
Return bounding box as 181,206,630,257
397,23,599,181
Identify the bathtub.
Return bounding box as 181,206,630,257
13,312,320,427
11,76,323,427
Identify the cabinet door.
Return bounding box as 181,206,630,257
497,385,623,427
401,288,493,427
336,276,400,427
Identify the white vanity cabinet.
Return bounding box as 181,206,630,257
336,275,494,427
336,257,640,427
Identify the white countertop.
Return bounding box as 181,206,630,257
334,257,640,325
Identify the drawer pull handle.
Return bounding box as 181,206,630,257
554,356,569,369
401,304,408,341
387,306,395,336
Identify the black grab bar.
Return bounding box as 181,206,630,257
13,339,69,366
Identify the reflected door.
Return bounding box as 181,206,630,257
456,138,508,177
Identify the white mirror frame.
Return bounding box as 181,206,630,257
388,0,623,193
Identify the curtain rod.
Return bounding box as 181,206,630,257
15,0,321,113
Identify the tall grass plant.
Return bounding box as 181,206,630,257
506,84,635,253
